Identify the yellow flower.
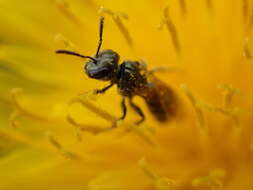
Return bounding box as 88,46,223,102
0,0,253,190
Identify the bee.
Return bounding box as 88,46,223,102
56,16,177,125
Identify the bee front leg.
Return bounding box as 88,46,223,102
94,83,114,94
129,97,145,125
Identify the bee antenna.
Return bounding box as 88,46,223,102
56,50,97,62
95,16,104,56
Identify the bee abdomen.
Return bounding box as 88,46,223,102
144,84,177,122
145,98,169,121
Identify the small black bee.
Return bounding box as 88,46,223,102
56,17,177,125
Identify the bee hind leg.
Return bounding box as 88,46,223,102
129,97,145,125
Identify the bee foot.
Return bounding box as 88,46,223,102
111,119,124,128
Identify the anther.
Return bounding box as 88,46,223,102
69,98,116,123
99,7,134,48
46,132,79,159
246,13,253,34
205,0,213,11
192,169,226,190
55,33,77,50
66,113,112,134
159,4,181,54
219,84,240,108
9,110,21,128
54,0,81,26
10,88,50,122
181,84,205,127
68,98,154,143
243,38,253,65
199,102,241,127
179,0,187,16
243,0,250,24
138,158,174,190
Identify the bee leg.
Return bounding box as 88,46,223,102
129,98,145,125
112,97,127,127
94,83,114,94
119,97,127,120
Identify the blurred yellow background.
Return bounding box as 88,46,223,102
0,0,253,189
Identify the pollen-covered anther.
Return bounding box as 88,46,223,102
199,101,241,127
192,169,226,190
179,0,187,16
205,0,214,11
98,6,133,48
46,132,80,160
138,158,174,190
119,122,155,145
219,84,241,108
55,33,77,50
66,113,112,135
10,88,51,123
69,98,116,123
246,13,253,33
243,0,250,23
53,0,81,26
158,4,181,54
68,98,154,143
181,84,205,127
243,37,253,65
9,110,21,128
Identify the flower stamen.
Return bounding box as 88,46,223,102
192,169,226,190
181,84,205,127
46,132,80,160
10,88,52,126
199,102,241,127
179,0,187,16
205,0,213,11
53,0,81,26
69,98,116,123
138,158,174,190
67,113,112,135
9,110,21,128
159,4,181,54
99,7,134,48
219,84,240,108
55,33,77,50
68,98,154,144
243,0,250,23
243,37,253,65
